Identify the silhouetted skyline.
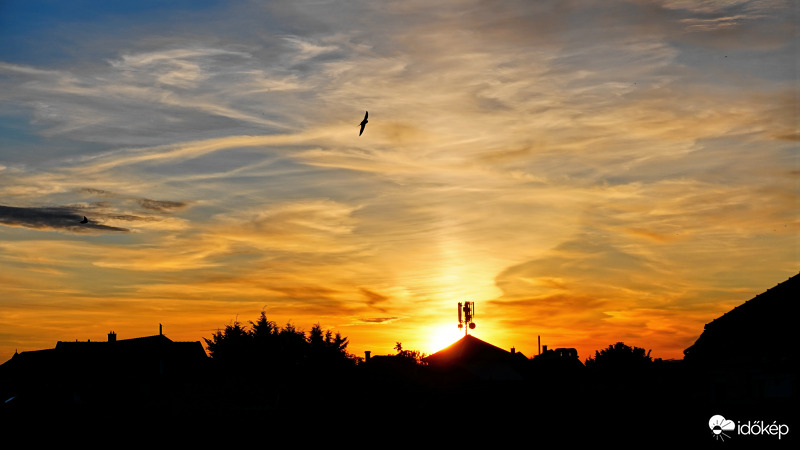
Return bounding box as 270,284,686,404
2,277,794,443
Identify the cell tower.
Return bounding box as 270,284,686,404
457,301,476,336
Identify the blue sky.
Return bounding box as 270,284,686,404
0,0,797,361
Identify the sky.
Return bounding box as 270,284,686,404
0,0,797,363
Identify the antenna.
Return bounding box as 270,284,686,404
457,301,476,336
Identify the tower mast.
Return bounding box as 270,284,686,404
457,301,476,336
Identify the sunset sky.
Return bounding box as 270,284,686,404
0,0,796,363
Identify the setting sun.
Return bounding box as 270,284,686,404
425,323,465,355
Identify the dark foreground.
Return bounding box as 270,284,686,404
1,356,794,448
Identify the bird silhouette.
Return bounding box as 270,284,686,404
80,216,88,224
359,111,368,136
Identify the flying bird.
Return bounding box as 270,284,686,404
80,216,88,224
359,111,368,136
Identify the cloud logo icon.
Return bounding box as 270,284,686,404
709,415,736,441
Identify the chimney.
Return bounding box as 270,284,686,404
108,331,116,342
365,351,371,361
159,323,163,336
542,345,548,353
511,347,516,354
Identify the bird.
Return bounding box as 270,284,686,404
80,216,88,224
359,111,368,136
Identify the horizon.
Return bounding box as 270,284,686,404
0,1,797,365
3,272,796,364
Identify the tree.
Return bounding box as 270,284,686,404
585,342,652,371
204,313,358,378
202,312,358,413
330,331,349,355
250,312,279,340
203,319,250,361
394,342,427,365
278,321,306,357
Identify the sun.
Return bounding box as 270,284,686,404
425,324,463,355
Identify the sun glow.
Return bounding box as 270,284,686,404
425,323,464,355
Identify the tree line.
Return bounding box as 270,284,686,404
204,312,358,372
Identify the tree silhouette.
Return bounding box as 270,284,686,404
201,312,360,413
394,341,427,365
309,324,350,359
203,312,356,370
203,319,250,362
330,330,349,354
251,312,279,340
585,342,652,372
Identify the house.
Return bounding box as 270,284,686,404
683,273,798,404
424,334,527,381
530,346,584,371
0,326,207,419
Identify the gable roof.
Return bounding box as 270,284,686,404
425,334,512,366
683,272,798,364
424,335,526,381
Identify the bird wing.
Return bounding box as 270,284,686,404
359,124,365,136
364,111,368,120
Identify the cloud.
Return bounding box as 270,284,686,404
360,287,390,312
137,198,187,212
0,205,129,233
206,199,362,254
1,48,299,146
76,189,187,213
358,317,400,324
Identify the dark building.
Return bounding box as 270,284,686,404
532,346,582,365
683,272,798,406
0,326,207,422
424,334,528,380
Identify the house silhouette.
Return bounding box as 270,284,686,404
424,334,528,380
684,272,797,365
683,272,798,405
0,326,207,421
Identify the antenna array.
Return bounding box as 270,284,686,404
457,301,476,336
